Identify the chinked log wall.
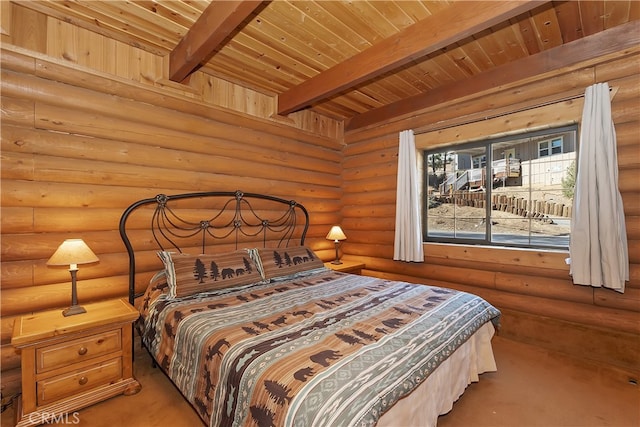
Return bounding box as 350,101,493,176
343,49,640,376
0,6,344,397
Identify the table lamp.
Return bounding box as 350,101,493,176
326,225,347,265
47,239,99,316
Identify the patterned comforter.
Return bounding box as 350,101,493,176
140,268,500,427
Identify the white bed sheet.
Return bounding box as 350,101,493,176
377,321,497,427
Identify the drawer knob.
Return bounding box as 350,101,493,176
78,376,88,386
78,346,88,356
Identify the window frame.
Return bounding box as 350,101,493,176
472,154,486,168
423,124,577,250
538,136,564,158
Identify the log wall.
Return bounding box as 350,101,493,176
0,4,344,398
343,49,640,375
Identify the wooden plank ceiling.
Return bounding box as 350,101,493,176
23,1,640,130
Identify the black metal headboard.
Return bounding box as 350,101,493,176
119,190,309,305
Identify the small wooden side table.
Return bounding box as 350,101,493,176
325,260,366,275
11,298,141,427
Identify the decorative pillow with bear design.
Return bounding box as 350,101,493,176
158,250,262,298
253,246,325,281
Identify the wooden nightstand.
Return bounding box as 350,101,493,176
11,298,141,427
324,260,365,275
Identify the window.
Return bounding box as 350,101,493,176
472,155,486,168
424,125,577,249
538,136,564,157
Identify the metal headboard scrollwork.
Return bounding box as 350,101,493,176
119,190,309,305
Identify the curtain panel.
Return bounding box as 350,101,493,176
394,130,424,262
569,82,629,293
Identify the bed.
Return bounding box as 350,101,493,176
119,190,500,427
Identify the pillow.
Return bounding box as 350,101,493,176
158,250,262,298
253,246,324,281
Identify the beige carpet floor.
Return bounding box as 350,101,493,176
3,336,638,426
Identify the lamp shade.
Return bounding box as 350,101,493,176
326,226,347,242
47,239,99,267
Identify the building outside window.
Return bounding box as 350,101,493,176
424,125,577,249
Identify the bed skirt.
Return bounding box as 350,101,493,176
377,321,497,426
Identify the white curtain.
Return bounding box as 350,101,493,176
569,82,628,293
394,130,424,262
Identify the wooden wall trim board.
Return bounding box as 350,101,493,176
415,96,583,149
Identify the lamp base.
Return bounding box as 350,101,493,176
331,259,343,265
63,305,86,317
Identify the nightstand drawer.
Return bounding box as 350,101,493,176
37,357,123,406
36,329,122,373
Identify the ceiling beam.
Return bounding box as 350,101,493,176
169,0,263,83
277,0,546,116
345,19,640,132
